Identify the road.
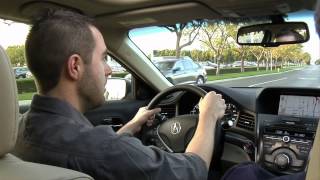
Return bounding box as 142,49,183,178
209,65,320,88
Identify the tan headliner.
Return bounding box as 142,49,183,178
0,0,316,30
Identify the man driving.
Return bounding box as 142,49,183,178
13,10,226,180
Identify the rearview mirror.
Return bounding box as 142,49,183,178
237,22,309,47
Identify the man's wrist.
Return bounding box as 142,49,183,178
199,112,218,123
117,121,136,135
126,120,141,134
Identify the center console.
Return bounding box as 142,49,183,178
256,88,319,174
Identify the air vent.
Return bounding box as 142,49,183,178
160,105,176,118
237,112,255,131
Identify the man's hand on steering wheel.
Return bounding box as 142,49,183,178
199,92,226,123
137,85,226,171
187,91,226,169
117,107,161,135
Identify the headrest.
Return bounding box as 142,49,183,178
0,45,19,157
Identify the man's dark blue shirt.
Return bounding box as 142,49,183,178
14,95,207,180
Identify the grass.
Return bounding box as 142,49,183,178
208,67,299,81
18,92,35,101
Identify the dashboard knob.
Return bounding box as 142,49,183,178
282,136,290,143
227,120,234,127
274,153,290,170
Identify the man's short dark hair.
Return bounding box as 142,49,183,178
26,10,95,94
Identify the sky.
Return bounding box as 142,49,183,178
0,20,29,48
288,11,320,63
1,10,319,63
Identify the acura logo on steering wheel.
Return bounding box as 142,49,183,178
170,122,182,135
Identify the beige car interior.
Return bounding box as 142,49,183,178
0,45,93,180
0,0,318,179
306,122,320,180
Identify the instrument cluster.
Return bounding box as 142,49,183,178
190,102,239,129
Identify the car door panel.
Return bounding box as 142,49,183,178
85,99,149,127
171,61,185,84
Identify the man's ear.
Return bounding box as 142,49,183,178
66,54,83,81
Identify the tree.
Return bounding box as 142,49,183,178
164,20,203,58
265,48,274,71
302,52,311,65
235,46,250,72
249,46,265,71
273,44,307,67
6,45,26,67
273,47,283,69
200,21,238,74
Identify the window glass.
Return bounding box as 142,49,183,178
183,60,193,70
174,61,184,71
129,12,318,87
105,55,131,100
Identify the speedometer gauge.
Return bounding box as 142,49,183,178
190,102,239,129
190,103,199,115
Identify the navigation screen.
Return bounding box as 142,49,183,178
278,95,320,118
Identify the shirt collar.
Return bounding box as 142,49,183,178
30,94,92,126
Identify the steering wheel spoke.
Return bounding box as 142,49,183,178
157,114,198,152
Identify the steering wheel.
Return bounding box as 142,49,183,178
141,84,224,171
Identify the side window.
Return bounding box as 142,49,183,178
14,54,131,102
14,66,34,102
192,61,200,69
183,60,193,70
2,20,131,102
105,55,131,101
173,61,184,71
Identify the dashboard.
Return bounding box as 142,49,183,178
156,84,319,175
256,87,319,174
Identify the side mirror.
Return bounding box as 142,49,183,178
237,22,309,47
172,67,181,73
105,78,130,100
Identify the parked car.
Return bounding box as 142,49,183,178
155,58,207,84
246,61,258,67
26,71,33,78
219,64,227,68
152,56,193,61
199,61,217,70
232,61,257,67
231,61,242,67
13,67,29,79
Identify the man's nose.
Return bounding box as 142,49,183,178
105,63,112,77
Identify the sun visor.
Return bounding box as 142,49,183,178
96,2,219,29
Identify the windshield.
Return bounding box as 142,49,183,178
129,11,320,88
